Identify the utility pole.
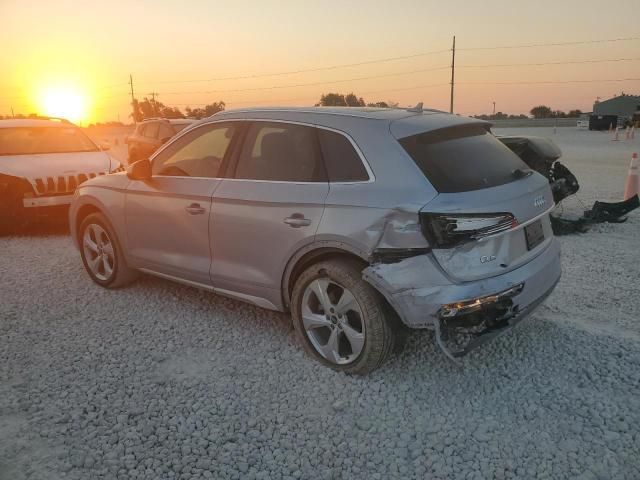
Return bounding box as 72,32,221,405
129,74,136,123
449,35,456,114
492,101,496,115
148,91,159,116
11,106,15,118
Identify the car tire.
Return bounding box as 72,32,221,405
291,259,396,374
79,212,138,288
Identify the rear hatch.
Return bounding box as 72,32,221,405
392,117,554,282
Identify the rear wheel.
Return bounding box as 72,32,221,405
79,212,137,288
291,259,395,374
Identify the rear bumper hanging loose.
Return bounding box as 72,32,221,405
434,279,559,361
363,238,562,361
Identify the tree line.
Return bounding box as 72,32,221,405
130,97,226,121
0,94,586,124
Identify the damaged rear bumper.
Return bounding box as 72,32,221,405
363,238,561,358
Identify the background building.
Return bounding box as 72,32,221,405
593,94,640,119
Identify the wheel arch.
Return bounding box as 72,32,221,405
282,241,370,310
70,191,124,251
75,204,102,242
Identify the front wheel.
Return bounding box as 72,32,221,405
79,212,138,288
291,259,396,374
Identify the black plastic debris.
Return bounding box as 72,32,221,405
498,134,639,236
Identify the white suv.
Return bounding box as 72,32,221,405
0,118,122,229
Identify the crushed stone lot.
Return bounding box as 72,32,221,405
1,127,640,479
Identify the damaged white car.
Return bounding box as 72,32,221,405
0,118,123,229
69,106,561,374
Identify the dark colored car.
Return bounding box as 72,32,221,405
125,118,195,162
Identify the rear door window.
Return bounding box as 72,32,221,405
233,122,326,182
397,125,529,193
318,129,369,182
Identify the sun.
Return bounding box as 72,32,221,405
38,87,88,124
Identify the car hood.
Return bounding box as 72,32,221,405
0,151,114,195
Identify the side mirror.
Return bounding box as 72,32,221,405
126,159,152,181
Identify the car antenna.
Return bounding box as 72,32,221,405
406,102,423,113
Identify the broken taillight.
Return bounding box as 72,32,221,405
420,212,518,248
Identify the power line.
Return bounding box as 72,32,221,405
135,48,452,86
163,82,451,107
458,77,640,86
5,54,639,101
157,65,451,95
458,35,640,51
130,35,640,87
460,57,640,69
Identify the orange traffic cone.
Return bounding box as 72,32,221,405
624,153,639,200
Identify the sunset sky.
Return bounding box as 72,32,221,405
0,0,638,124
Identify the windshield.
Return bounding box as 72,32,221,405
398,125,529,193
0,126,99,156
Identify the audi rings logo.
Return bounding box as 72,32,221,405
533,195,546,208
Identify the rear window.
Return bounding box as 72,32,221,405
398,125,529,193
0,127,98,156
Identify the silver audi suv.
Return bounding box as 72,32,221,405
69,106,561,373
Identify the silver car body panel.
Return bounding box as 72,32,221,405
70,107,561,341
210,179,329,310
363,237,561,329
125,176,222,285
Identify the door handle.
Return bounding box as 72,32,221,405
284,213,311,228
185,203,206,215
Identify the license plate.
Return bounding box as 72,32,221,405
525,219,544,250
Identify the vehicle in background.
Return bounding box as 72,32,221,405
588,114,618,131
0,117,123,231
125,118,196,162
576,114,590,129
70,106,560,373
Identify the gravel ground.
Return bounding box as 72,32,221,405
1,127,639,479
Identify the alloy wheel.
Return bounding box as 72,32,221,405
82,224,115,282
301,278,366,365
